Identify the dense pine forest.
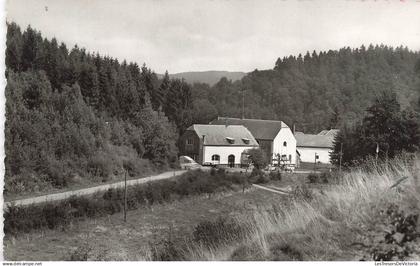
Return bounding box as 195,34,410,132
192,45,420,133
5,22,420,194
5,23,193,194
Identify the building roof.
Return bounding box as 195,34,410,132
210,117,289,140
295,133,335,148
187,124,259,146
318,129,339,136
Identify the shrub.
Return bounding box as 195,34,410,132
87,152,113,181
371,204,419,261
256,173,270,184
192,217,249,247
46,159,70,188
269,171,282,181
319,172,332,183
306,173,320,183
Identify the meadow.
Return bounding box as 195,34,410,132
4,155,419,261
166,156,420,261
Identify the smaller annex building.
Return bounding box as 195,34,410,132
179,124,259,167
295,129,339,164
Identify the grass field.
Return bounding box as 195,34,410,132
4,174,302,260
5,157,419,261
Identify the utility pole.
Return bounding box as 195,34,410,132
375,142,379,165
242,89,245,119
124,169,127,222
314,153,318,172
339,142,343,174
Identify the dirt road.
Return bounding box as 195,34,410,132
4,170,187,207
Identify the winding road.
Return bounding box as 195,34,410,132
4,170,188,207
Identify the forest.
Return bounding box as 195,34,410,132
192,44,420,133
5,22,420,194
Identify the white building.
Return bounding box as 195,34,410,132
210,117,297,166
295,129,338,164
179,124,259,167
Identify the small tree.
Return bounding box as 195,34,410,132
246,148,268,170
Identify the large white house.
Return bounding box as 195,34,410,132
295,129,339,164
179,124,259,167
210,117,297,166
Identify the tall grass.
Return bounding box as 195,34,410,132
172,155,420,260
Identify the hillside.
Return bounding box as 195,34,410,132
158,71,246,86
5,23,193,196
190,46,420,133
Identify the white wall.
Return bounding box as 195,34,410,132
297,147,332,164
203,146,255,165
272,127,297,164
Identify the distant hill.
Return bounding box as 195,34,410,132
159,71,247,85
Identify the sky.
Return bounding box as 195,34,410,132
6,0,420,74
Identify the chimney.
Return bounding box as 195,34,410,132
293,123,296,134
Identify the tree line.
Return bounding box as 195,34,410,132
190,44,420,133
5,23,194,194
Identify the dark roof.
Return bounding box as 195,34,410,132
295,133,335,148
210,117,289,140
187,124,259,146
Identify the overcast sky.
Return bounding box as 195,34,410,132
6,0,420,73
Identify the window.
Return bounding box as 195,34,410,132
211,154,220,164
226,137,235,144
283,141,287,147
186,138,193,145
211,154,220,161
289,154,292,162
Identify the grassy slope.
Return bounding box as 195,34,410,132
182,156,420,260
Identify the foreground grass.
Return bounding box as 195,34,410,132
5,156,419,261
4,180,294,260
160,156,420,261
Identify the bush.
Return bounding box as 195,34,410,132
45,160,70,188
249,168,270,184
371,204,419,261
256,174,270,184
87,152,113,181
306,173,320,183
192,217,249,247
269,171,282,181
319,172,332,183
